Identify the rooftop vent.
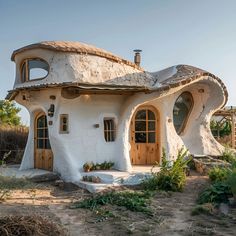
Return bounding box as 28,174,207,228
133,49,142,67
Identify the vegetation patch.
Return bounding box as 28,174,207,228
0,176,35,190
208,167,229,183
191,203,215,216
83,161,114,172
71,190,153,216
142,148,190,192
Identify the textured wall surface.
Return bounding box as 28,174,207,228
12,46,227,182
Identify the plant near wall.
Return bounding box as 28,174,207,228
142,147,190,192
83,161,114,172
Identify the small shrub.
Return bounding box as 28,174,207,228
197,182,232,204
191,203,215,216
83,161,114,172
208,167,229,183
226,168,236,198
220,148,236,164
142,148,190,192
71,190,153,215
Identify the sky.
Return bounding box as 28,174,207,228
0,0,236,125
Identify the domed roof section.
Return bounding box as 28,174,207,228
11,41,142,70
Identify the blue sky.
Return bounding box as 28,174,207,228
0,0,236,125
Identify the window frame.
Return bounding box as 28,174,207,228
133,107,157,144
103,118,116,142
173,91,194,135
59,114,69,134
20,57,49,82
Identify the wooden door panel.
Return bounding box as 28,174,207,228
35,113,53,171
130,106,160,165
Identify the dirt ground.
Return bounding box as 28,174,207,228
0,172,236,236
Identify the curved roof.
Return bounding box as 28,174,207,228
11,41,142,70
6,64,228,107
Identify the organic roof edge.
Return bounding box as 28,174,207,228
11,41,144,71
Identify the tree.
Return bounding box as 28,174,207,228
0,100,21,126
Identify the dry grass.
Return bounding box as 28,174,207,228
0,215,67,236
0,125,28,164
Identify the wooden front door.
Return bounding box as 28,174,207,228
34,113,53,171
130,106,160,165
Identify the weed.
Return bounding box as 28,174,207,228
71,190,153,215
0,176,35,190
191,203,215,216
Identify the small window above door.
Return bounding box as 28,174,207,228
21,58,49,82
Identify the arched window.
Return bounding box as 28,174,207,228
173,92,194,135
21,58,49,82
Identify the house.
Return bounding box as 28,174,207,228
6,41,228,182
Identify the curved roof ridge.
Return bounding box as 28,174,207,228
11,41,143,71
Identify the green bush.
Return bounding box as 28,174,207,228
197,182,232,204
226,168,236,198
220,148,236,164
208,167,229,183
142,148,189,192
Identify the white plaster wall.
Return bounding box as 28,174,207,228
15,89,129,181
13,49,153,89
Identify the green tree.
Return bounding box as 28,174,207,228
0,100,21,125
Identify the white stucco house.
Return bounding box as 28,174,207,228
6,41,228,182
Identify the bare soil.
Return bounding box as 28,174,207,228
0,172,236,236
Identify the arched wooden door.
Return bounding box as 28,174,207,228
130,106,160,165
34,112,53,171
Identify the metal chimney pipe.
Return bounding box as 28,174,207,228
133,49,142,66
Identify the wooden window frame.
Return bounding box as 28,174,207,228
20,58,49,82
35,113,51,150
104,118,116,142
133,106,158,144
59,114,69,134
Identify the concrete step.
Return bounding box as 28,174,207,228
78,170,154,193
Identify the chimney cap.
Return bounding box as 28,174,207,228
133,49,142,53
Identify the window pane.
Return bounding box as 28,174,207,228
148,132,156,143
135,132,146,143
37,116,45,128
148,121,155,131
45,129,48,138
37,139,44,149
104,119,115,142
173,92,193,134
148,110,155,120
28,59,49,80
135,110,146,120
21,62,27,82
37,129,44,138
135,121,146,131
45,139,51,149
